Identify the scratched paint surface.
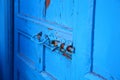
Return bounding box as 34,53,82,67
46,0,75,28
20,0,45,18
15,0,120,80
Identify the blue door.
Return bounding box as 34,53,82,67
14,0,120,80
14,0,75,80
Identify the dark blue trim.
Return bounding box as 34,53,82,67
90,0,96,72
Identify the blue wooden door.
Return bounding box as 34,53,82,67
14,0,76,80
14,0,120,80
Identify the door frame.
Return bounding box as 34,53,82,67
0,0,14,80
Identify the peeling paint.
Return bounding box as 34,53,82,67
45,0,50,9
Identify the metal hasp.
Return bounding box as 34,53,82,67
32,30,75,60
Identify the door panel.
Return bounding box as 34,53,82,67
45,49,66,80
46,0,74,28
17,30,43,70
45,48,72,80
16,59,45,80
19,0,45,18
45,49,65,80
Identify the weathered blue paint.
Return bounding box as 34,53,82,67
14,0,75,79
14,0,95,80
0,0,120,80
72,0,94,80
